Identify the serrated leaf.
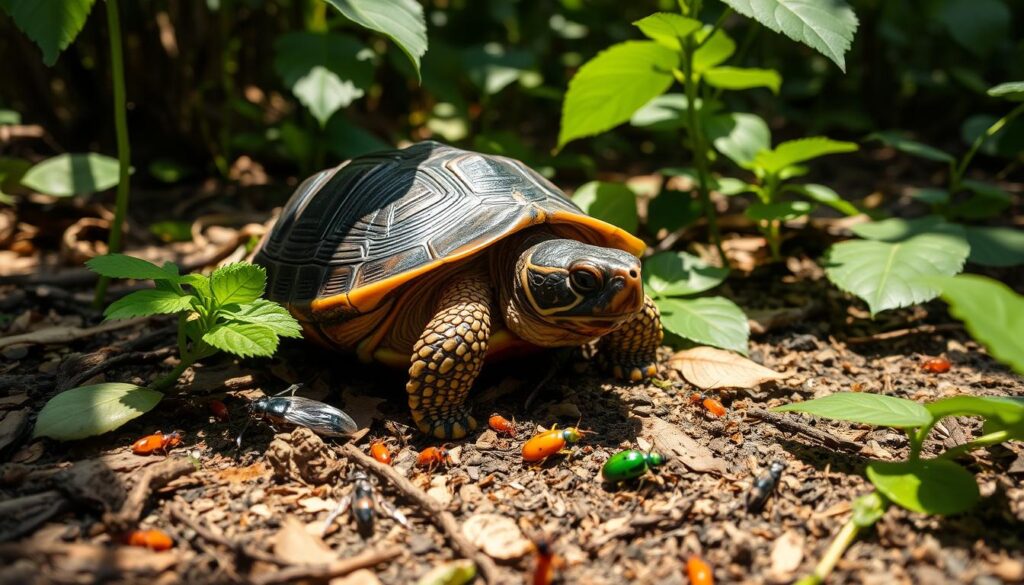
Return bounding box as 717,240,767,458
571,181,639,234
868,131,955,164
866,459,979,515
633,13,701,51
210,263,266,306
988,81,1024,102
692,27,735,73
86,254,180,281
181,273,211,298
720,0,858,71
274,32,374,126
202,323,278,358
705,112,771,168
773,392,932,428
668,346,785,389
222,299,302,339
657,296,749,355
850,215,965,242
559,41,677,148
0,0,96,66
824,233,969,316
964,226,1024,267
104,289,194,320
21,153,120,197
33,383,163,441
324,0,426,80
746,201,812,222
703,67,781,94
754,137,858,174
787,183,859,216
643,251,728,298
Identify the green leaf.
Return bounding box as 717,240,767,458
938,0,1009,58
719,0,858,71
717,177,753,196
824,234,969,316
20,153,120,197
631,94,709,130
909,188,950,206
866,459,979,515
705,112,771,168
0,0,96,66
692,28,735,73
274,32,374,126
851,492,887,527
104,289,194,320
181,273,211,298
0,110,21,125
633,13,701,51
646,190,702,235
0,156,30,198
325,116,391,159
773,392,932,428
571,181,639,234
149,220,193,243
746,201,813,222
209,263,266,306
703,67,781,94
964,226,1024,267
86,254,180,281
868,131,955,164
324,0,427,80
559,41,678,148
850,215,964,242
462,44,536,96
222,299,302,339
787,184,859,216
927,395,1024,430
928,274,1024,375
754,137,857,175
657,296,749,355
202,323,279,358
33,383,163,441
988,81,1024,102
643,251,729,298
948,179,1011,220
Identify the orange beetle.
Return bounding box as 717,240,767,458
416,446,452,472
488,414,516,437
131,430,184,455
532,538,559,585
922,357,951,374
209,399,229,422
126,529,174,551
689,393,727,418
522,427,585,463
370,441,392,465
686,555,713,585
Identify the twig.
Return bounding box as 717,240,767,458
746,409,863,452
105,456,195,532
169,504,284,565
0,318,148,349
250,546,403,585
62,347,176,390
341,443,500,584
844,323,962,345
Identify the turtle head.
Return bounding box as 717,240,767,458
509,238,643,343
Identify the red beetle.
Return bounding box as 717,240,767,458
209,399,229,422
488,414,517,437
131,430,184,455
689,393,727,418
922,357,951,374
126,529,174,551
370,441,392,465
416,446,452,472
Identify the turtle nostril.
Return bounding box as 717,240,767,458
628,269,638,279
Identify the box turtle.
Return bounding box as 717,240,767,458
255,141,663,439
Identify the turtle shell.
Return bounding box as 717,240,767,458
255,141,643,315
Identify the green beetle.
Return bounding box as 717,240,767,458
601,449,667,483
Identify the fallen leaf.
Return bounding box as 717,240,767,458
641,417,726,474
669,346,786,389
415,559,476,585
331,569,384,585
273,516,336,565
769,530,804,579
462,513,533,560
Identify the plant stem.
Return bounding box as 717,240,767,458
93,0,131,308
694,7,733,49
952,102,1024,191
767,221,781,260
939,429,1015,461
795,517,862,585
149,356,193,393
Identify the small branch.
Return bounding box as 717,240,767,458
844,323,962,345
746,409,863,452
169,504,284,566
105,457,195,532
341,444,500,584
250,546,403,585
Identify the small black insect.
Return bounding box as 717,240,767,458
323,471,408,538
237,385,358,448
747,460,786,513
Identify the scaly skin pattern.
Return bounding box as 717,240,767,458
600,295,662,382
406,273,491,439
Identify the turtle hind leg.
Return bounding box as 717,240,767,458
406,272,491,439
599,295,663,382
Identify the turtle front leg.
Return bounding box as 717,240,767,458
599,295,663,382
406,273,491,439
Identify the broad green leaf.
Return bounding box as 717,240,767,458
948,179,1011,220
824,234,969,316
104,289,194,320
643,251,729,298
21,153,120,197
773,392,932,428
202,323,278,358
571,181,639,234
692,28,735,73
0,0,95,66
988,81,1024,101
850,215,965,242
33,383,163,441
851,492,887,527
222,299,303,339
633,13,701,51
86,254,180,281
964,226,1024,267
927,395,1024,430
209,263,266,306
657,296,749,355
938,0,1009,58
646,190,702,235
909,188,950,206
868,132,955,164
754,137,857,175
324,0,427,79
866,460,979,515
274,32,374,126
559,41,678,148
703,67,781,94
705,112,771,168
181,273,211,298
746,201,812,222
717,177,753,196
929,274,1024,375
787,183,859,216
630,94,689,129
719,0,858,71
0,156,30,198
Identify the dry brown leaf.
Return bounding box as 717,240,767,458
641,417,726,474
669,346,786,390
462,513,533,560
273,516,336,565
769,530,805,579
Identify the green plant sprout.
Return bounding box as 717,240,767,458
32,255,301,441
774,392,1024,584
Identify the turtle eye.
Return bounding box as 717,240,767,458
570,267,602,293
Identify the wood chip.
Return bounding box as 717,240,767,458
641,417,726,474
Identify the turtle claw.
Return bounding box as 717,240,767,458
611,361,658,382
417,412,478,440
